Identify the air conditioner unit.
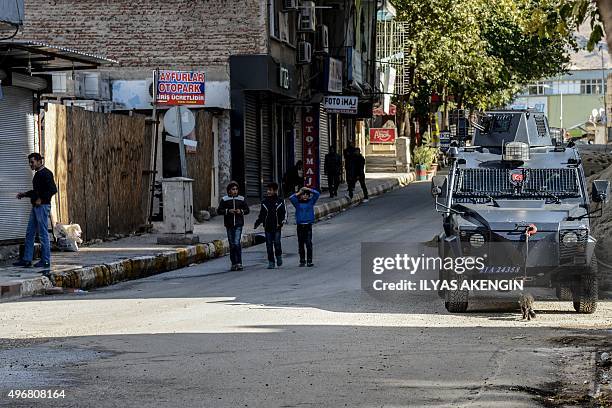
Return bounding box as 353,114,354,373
298,1,315,32
297,41,312,64
83,72,111,100
52,72,85,98
283,0,298,11
316,25,329,54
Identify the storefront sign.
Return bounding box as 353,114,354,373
302,108,319,189
348,48,363,85
326,57,343,93
369,128,396,144
323,95,358,114
155,70,206,105
279,66,290,90
373,104,397,116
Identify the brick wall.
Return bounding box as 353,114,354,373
19,0,268,78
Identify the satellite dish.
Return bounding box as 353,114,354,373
592,108,600,119
163,106,195,137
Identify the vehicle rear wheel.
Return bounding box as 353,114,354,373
572,255,598,314
445,275,468,312
555,286,572,301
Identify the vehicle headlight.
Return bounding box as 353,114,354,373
561,232,578,244
469,233,485,247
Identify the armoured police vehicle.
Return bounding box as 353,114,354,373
431,110,609,313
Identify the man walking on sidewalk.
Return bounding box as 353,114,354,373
324,146,342,198
289,187,320,267
218,181,250,271
13,153,57,269
254,182,287,269
347,148,369,202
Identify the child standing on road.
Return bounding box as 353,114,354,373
254,182,287,269
289,187,320,267
217,181,250,271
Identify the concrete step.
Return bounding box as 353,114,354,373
366,155,399,173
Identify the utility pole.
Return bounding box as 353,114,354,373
601,44,608,140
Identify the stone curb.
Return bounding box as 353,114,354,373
1,173,414,301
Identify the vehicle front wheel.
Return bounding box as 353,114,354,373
438,268,449,299
572,256,598,314
445,275,468,312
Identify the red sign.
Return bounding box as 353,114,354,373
155,70,206,106
373,104,397,116
511,173,524,183
369,128,396,144
302,108,319,189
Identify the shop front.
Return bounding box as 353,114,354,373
230,55,298,199
0,41,113,243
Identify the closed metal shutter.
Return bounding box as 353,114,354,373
319,104,329,188
244,93,260,197
260,100,273,188
0,87,35,241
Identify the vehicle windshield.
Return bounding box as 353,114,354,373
452,167,581,200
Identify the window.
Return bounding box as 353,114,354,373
580,79,605,95
526,81,552,95
270,0,296,45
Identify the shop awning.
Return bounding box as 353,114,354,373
0,40,117,72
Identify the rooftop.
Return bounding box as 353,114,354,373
0,40,117,72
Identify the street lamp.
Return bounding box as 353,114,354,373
599,44,608,138
542,83,563,129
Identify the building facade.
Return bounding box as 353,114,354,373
18,0,380,201
0,1,112,243
511,69,612,133
511,29,611,136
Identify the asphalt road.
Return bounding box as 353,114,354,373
0,182,610,407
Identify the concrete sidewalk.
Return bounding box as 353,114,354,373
0,172,414,301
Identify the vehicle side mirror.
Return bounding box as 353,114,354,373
592,180,609,203
431,175,447,197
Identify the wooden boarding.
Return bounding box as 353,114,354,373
187,110,214,212
44,104,150,241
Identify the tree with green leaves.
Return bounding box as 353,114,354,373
391,0,574,136
527,0,605,51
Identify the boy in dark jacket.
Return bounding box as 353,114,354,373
217,181,250,271
254,182,287,269
289,187,320,267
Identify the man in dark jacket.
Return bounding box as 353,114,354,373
324,146,342,198
14,153,58,269
217,181,250,271
343,142,356,176
347,148,369,201
254,182,287,269
282,160,304,197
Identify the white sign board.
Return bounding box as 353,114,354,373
327,57,343,93
163,106,196,138
323,95,358,114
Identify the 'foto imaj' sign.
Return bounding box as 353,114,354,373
155,70,206,106
323,95,358,115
